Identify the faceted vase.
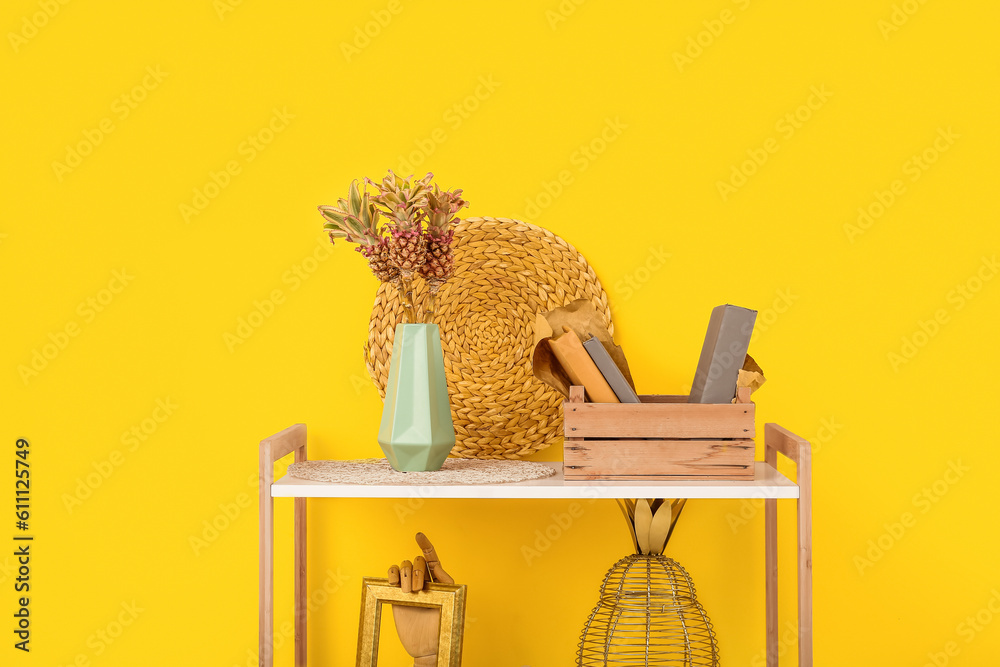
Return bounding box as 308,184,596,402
378,323,455,472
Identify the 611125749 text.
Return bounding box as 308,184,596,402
14,437,32,652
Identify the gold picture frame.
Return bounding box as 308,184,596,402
356,577,467,667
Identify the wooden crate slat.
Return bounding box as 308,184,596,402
563,471,756,481
637,394,690,404
564,439,754,478
564,402,754,439
562,387,757,481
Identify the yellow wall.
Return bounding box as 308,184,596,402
5,0,1000,665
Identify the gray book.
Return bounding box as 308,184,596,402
689,304,757,404
582,335,641,403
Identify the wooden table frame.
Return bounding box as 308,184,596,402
259,423,308,667
258,422,812,667
764,423,812,667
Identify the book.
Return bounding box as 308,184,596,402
548,327,620,403
689,304,757,404
582,335,640,403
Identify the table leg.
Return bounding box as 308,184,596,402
764,423,813,666
260,442,274,667
765,446,778,667
259,424,308,667
295,445,307,666
797,444,813,667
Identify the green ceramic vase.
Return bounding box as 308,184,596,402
378,323,455,472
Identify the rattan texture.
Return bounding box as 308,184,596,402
577,554,720,666
287,458,556,486
365,217,613,460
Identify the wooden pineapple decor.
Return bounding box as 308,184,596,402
576,499,720,667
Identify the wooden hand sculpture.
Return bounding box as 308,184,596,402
387,532,454,667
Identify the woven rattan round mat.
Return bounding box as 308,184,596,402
288,459,557,485
364,216,613,460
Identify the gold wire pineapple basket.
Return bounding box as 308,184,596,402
577,499,720,667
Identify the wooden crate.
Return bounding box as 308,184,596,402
562,385,755,481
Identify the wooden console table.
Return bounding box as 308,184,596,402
258,422,812,666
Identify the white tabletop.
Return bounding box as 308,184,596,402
271,461,798,500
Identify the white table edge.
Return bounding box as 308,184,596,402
270,460,798,499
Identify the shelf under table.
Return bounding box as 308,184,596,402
271,461,798,500
260,423,812,666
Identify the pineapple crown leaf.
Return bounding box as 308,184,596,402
369,170,433,231
424,183,470,231
317,170,467,289
348,179,362,215
620,499,687,555
317,179,383,246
